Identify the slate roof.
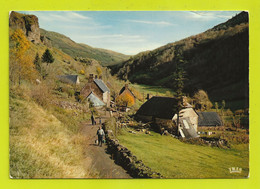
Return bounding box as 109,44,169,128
58,75,79,84
119,86,136,98
180,117,199,139
136,96,178,119
94,79,110,93
87,92,105,107
198,112,223,126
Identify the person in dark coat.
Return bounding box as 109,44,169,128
91,114,95,125
96,126,105,147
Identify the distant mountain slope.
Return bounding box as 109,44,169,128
112,11,249,110
40,29,130,66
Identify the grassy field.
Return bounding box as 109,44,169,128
131,83,175,97
9,91,92,178
117,129,249,178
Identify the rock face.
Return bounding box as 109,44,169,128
9,11,41,44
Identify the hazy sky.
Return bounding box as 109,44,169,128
20,11,241,55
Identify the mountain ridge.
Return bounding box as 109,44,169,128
111,11,249,110
39,28,130,66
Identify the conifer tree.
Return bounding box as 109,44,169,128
34,52,41,73
41,48,54,66
172,48,187,135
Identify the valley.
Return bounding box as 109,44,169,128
9,11,249,179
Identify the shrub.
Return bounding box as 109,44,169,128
79,69,85,75
193,90,213,110
30,84,52,108
225,109,234,116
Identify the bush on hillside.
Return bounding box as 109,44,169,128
30,84,53,108
193,90,213,111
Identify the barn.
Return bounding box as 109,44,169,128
197,112,223,127
136,96,199,138
58,75,80,85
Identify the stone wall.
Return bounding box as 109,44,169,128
103,124,163,178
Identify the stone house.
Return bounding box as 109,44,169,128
135,96,199,138
81,74,110,107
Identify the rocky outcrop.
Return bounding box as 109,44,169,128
9,11,41,44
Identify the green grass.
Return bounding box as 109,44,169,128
131,83,175,97
117,129,249,178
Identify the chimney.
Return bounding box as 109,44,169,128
125,84,128,89
88,74,94,83
146,93,150,100
95,75,98,79
99,75,102,80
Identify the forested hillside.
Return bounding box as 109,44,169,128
111,11,249,110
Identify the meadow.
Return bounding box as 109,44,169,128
117,128,249,178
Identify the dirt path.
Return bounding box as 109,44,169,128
81,113,131,178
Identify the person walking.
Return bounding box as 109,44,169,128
91,113,95,125
96,126,105,147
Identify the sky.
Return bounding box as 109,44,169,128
20,11,241,55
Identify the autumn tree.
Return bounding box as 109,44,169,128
10,29,36,85
116,92,135,107
172,48,187,134
41,48,54,66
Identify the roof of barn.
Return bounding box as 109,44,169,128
119,86,135,98
180,117,199,139
198,112,223,126
136,96,178,119
58,75,79,84
94,79,110,93
87,91,105,107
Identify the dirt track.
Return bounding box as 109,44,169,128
81,115,131,178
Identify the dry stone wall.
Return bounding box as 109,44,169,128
103,124,163,178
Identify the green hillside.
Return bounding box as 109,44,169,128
40,29,129,66
111,11,249,110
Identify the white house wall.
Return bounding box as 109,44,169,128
103,91,110,107
173,108,198,131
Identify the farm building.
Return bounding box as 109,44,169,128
197,112,223,127
116,84,136,108
81,74,110,107
136,96,199,138
58,75,80,85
